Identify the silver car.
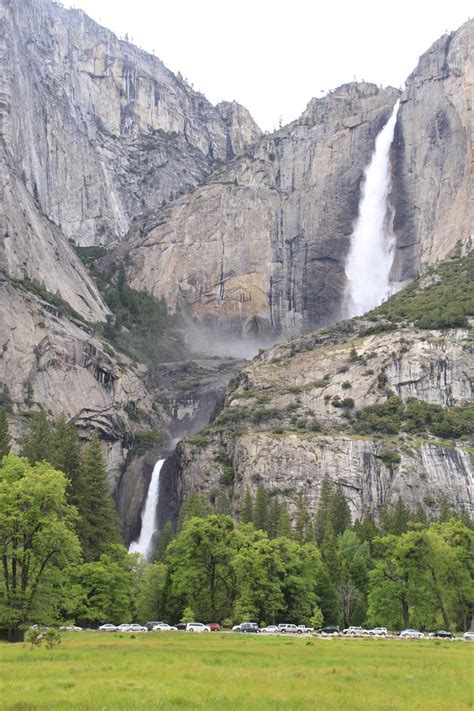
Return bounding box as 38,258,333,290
463,631,474,641
400,629,424,638
98,623,117,632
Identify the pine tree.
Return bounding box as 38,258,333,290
79,434,119,561
381,497,411,535
156,521,174,561
253,483,268,532
215,491,232,515
277,504,292,538
240,487,254,524
314,474,333,545
329,485,352,537
267,497,281,538
20,410,53,464
295,492,312,543
178,491,210,528
50,416,84,509
0,410,10,458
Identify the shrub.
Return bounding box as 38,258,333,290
341,381,352,390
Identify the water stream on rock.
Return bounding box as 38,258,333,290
344,101,400,317
128,458,165,560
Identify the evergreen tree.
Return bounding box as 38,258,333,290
380,497,411,535
0,410,10,458
50,416,84,509
329,485,352,536
253,484,268,532
267,497,281,538
215,491,232,515
79,434,119,561
156,521,174,561
20,410,53,464
314,474,333,545
295,492,312,543
178,491,210,528
240,488,254,524
277,505,292,538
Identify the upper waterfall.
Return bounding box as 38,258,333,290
128,459,165,560
344,101,400,317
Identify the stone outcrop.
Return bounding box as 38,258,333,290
111,83,400,336
0,277,165,487
0,0,260,250
391,20,473,281
164,320,473,524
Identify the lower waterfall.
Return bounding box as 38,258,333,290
128,458,165,560
344,101,400,317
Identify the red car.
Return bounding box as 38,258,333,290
208,623,221,631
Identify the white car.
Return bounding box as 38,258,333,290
368,627,388,636
186,622,210,632
152,623,178,632
261,625,279,634
400,629,424,638
128,624,147,633
98,624,117,632
117,624,131,632
342,626,367,636
297,625,314,633
463,631,474,641
59,625,82,632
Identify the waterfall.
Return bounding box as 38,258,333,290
128,459,165,560
344,101,400,317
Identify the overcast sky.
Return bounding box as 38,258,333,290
63,0,472,131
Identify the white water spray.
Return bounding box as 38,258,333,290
344,101,400,317
128,459,165,560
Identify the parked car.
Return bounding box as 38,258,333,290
278,624,302,634
176,623,187,631
318,626,340,635
297,625,314,633
208,623,221,631
368,627,388,636
186,622,211,632
260,625,279,634
400,629,424,638
233,622,259,633
429,630,455,639
58,625,82,632
342,626,367,636
117,624,131,633
98,624,117,632
463,631,474,641
145,620,164,631
127,624,147,633
152,623,177,632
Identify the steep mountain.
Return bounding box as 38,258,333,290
109,20,473,338
161,254,474,527
1,0,260,253
110,82,400,337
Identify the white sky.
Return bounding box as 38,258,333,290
63,0,472,131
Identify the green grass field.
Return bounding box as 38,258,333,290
1,632,473,710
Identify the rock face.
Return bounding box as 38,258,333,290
0,278,164,487
113,83,400,337
163,321,473,525
108,21,473,339
391,21,474,281
0,0,261,250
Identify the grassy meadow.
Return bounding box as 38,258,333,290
1,632,473,710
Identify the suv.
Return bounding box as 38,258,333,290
318,626,340,635
278,624,302,634
234,622,259,633
343,626,367,636
297,625,314,633
186,622,210,633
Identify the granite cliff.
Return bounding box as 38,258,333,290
161,255,474,527
110,20,473,338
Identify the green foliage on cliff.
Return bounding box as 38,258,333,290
353,396,474,439
372,251,474,329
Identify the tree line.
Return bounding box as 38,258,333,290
0,410,472,641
